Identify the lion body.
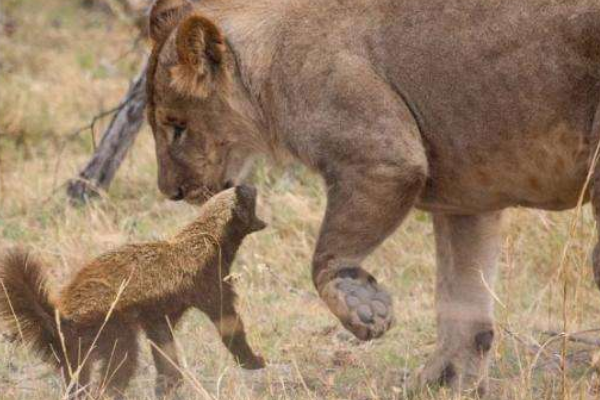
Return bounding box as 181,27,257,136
145,0,600,394
199,0,597,212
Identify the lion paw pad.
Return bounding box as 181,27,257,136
322,267,394,340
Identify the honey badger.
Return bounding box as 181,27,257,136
0,185,266,399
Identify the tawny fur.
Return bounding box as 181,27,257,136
170,14,230,98
144,0,600,395
148,0,192,43
0,186,266,399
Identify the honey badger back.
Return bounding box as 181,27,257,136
0,185,266,399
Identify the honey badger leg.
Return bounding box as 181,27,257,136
408,212,502,396
65,354,93,400
199,285,265,369
98,327,139,400
142,314,184,399
71,364,92,400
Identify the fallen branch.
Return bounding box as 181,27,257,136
1,332,16,343
538,328,600,348
66,61,148,203
501,326,563,372
64,101,131,150
82,0,151,32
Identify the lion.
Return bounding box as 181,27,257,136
145,0,600,395
0,186,266,399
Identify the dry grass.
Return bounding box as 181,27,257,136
2,1,600,399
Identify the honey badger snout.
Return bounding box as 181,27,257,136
234,185,267,232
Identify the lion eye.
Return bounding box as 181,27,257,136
172,124,186,142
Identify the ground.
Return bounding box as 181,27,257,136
2,1,600,399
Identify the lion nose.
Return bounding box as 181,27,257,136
169,187,185,201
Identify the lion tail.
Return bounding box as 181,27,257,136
0,249,64,366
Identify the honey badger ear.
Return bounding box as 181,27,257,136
171,14,228,98
149,0,192,43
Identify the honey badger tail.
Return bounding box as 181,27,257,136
0,249,62,365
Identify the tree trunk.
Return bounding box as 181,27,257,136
67,61,148,203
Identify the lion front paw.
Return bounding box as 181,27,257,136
320,267,394,341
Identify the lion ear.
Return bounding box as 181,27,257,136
171,14,228,98
149,0,192,43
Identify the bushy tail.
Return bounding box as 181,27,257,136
0,249,63,365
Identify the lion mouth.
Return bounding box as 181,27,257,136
183,186,220,205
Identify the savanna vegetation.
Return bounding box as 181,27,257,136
1,1,600,399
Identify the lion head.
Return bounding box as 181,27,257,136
146,0,260,204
